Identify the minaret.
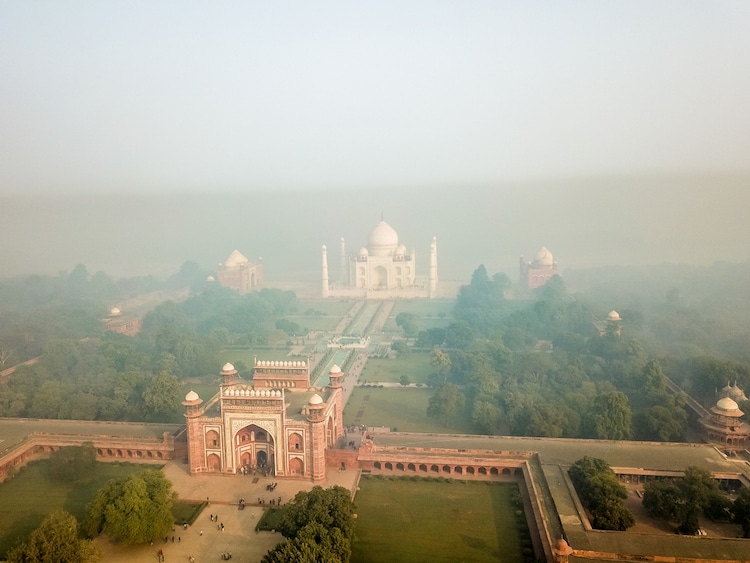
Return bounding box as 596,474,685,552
182,390,203,475
321,245,329,298
429,236,438,298
339,237,346,286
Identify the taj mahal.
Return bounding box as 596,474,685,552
321,218,438,299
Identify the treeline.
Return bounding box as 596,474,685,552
423,263,750,441
0,261,211,367
0,270,301,423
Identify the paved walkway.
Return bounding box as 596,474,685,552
94,462,360,563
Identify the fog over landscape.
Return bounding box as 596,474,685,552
1,2,749,283
1,177,749,283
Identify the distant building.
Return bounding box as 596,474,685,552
217,250,263,294
183,361,344,481
593,310,622,336
700,396,750,449
322,219,438,299
102,306,142,336
720,381,749,404
519,245,559,291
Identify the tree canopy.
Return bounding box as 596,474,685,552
643,466,732,535
568,457,634,531
263,486,356,563
6,510,99,563
84,469,176,544
48,442,97,483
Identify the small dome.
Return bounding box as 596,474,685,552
607,310,621,321
368,220,399,256
330,365,342,374
716,397,739,411
395,244,407,256
359,246,369,257
534,246,554,267
222,362,235,372
185,390,200,402
110,307,121,316
309,393,324,405
224,249,249,268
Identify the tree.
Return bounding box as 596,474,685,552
49,442,97,483
676,466,724,535
267,486,355,563
142,371,181,421
395,313,420,337
644,401,687,442
7,509,99,563
278,486,355,542
590,391,633,440
733,486,750,538
399,374,411,386
643,467,730,534
568,457,634,531
426,383,465,427
84,469,176,543
262,521,351,563
391,340,409,355
643,479,682,521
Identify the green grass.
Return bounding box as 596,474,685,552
352,477,532,563
0,460,152,558
297,300,357,317
390,301,456,318
383,301,455,333
256,507,286,531
343,387,474,433
172,500,206,526
281,315,341,332
359,352,433,385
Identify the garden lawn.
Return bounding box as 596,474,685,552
360,352,433,385
0,460,151,558
383,301,455,333
343,387,474,433
352,477,529,563
279,314,340,332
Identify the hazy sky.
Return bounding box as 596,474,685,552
2,1,750,194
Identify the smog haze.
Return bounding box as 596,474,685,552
1,2,749,283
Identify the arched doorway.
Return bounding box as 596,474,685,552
235,423,275,474
374,266,388,288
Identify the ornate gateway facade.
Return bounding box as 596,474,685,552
183,360,344,481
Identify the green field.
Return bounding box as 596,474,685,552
280,314,341,332
383,300,455,333
0,460,152,558
343,387,474,433
297,300,357,317
359,352,433,385
352,476,533,563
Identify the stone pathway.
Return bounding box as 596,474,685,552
94,462,360,563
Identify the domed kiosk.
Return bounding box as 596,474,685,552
322,218,439,299
700,396,750,449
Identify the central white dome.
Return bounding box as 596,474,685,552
368,220,399,256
